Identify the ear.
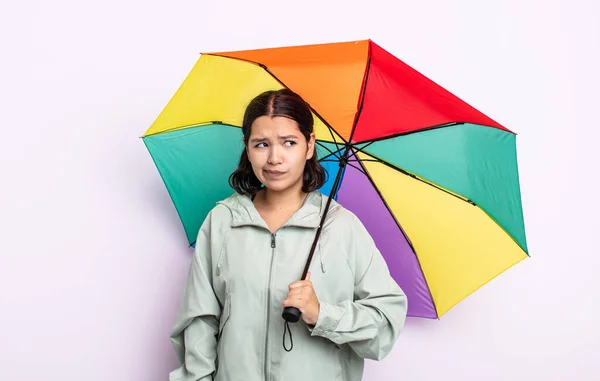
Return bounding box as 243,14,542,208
306,132,316,160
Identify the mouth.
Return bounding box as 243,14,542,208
264,170,286,178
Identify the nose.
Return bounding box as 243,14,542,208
267,145,282,165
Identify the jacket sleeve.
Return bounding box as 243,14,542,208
307,214,408,361
169,211,222,381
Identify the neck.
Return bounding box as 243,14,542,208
260,184,307,211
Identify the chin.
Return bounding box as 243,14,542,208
262,178,304,193
262,182,292,192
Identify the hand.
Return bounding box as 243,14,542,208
282,272,320,326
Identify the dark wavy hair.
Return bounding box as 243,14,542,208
229,89,327,196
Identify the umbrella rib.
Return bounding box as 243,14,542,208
319,152,369,176
354,156,440,317
318,149,344,162
321,156,381,166
141,121,241,138
351,141,375,156
325,125,346,152
355,122,466,144
359,150,477,206
345,162,367,176
353,158,379,162
347,41,373,143
315,141,338,158
321,157,370,163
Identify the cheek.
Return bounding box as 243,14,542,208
247,150,266,169
247,149,259,162
290,153,307,173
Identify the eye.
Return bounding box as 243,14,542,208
255,142,267,148
284,140,297,147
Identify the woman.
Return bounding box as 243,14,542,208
169,89,408,381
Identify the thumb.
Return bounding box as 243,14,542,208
305,271,311,280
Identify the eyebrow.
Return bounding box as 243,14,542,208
249,135,299,143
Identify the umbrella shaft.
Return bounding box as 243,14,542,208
300,148,350,280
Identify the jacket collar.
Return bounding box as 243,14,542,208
219,190,325,230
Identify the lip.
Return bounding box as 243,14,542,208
264,170,286,178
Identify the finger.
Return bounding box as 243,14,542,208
289,280,311,289
283,299,296,308
288,287,311,298
290,286,314,297
289,290,309,300
286,294,305,303
282,297,306,308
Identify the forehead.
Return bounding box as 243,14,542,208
249,116,301,137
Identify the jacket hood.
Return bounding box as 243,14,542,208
217,190,339,230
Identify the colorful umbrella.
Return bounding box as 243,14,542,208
141,40,528,319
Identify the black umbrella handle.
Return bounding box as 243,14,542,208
282,306,301,322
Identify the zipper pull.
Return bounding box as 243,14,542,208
271,234,276,248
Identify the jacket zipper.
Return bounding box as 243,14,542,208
264,232,276,381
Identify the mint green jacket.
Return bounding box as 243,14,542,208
169,190,407,381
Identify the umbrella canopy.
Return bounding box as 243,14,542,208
142,39,528,319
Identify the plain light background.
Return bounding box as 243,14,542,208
2,0,599,380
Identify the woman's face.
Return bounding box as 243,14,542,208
246,115,315,194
